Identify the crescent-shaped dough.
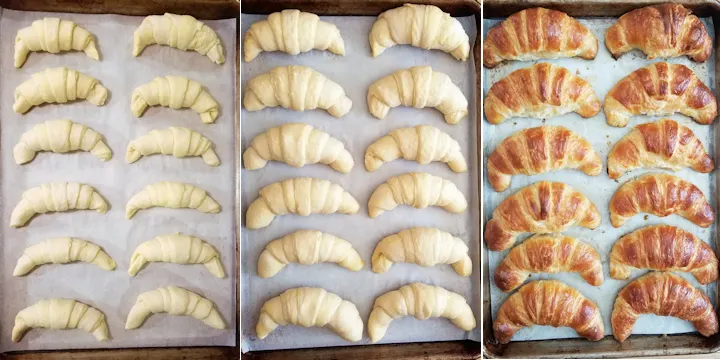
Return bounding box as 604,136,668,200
125,286,225,329
365,125,466,172
126,126,219,166
14,237,116,276
12,299,109,342
13,67,108,114
131,75,219,123
126,181,220,219
129,233,224,278
10,182,108,228
15,18,99,68
368,172,467,218
14,119,112,164
133,13,225,64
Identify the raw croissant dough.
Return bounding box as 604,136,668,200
14,237,116,276
125,286,225,329
366,125,466,172
15,18,99,68
10,182,108,228
13,67,108,114
14,119,112,164
126,181,220,219
131,75,219,123
133,13,225,64
129,233,224,278
12,299,109,342
126,126,219,166
368,172,467,218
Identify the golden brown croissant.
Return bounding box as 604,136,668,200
488,126,602,192
608,119,714,179
494,280,604,344
612,272,718,342
484,63,600,124
484,181,601,251
609,173,714,228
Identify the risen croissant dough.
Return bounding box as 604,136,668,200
368,172,467,218
14,67,108,114
131,76,219,123
127,127,219,166
12,299,109,342
14,119,112,164
15,18,99,68
126,181,220,219
129,233,224,278
126,286,225,329
365,125,466,172
11,182,108,228
133,13,225,64
14,237,116,276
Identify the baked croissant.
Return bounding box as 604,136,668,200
257,287,363,341
12,299,108,342
494,280,604,344
608,119,714,179
244,123,353,173
14,119,112,165
126,126,219,166
369,4,469,61
494,234,603,293
484,63,601,124
14,237,115,276
15,18,99,68
610,225,718,284
488,126,602,192
133,13,225,64
129,233,224,278
13,67,108,114
484,181,601,251
368,172,467,218
372,227,471,276
365,125,466,172
612,272,718,342
368,282,475,343
605,4,712,62
367,66,468,124
131,76,219,123
244,10,345,62
609,173,714,228
246,177,359,229
126,286,225,329
604,62,717,127
258,230,363,278
11,182,108,228
126,181,220,219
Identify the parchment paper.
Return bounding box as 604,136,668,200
241,14,479,352
482,17,717,341
0,9,237,351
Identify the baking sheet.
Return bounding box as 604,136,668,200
0,9,237,351
240,14,479,352
482,17,718,342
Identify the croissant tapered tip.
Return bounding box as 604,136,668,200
125,145,142,163
84,42,100,61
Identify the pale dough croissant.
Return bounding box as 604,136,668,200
368,282,475,343
244,65,352,118
133,13,225,64
258,230,363,278
11,182,108,228
126,126,219,166
14,119,112,165
368,172,467,218
126,286,225,329
129,233,224,278
126,181,220,219
365,125,466,172
246,177,359,229
244,10,345,62
14,237,116,276
13,67,108,114
369,4,469,61
15,17,99,68
131,75,219,123
244,123,353,173
257,287,363,341
372,227,471,276
12,299,109,342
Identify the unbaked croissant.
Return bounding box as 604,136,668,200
244,65,352,118
14,119,112,165
126,126,219,166
610,225,718,284
13,67,108,114
15,18,99,68
126,181,220,219
612,272,718,342
488,126,602,192
244,123,353,173
604,62,717,127
131,76,219,123
14,237,115,276
129,233,224,278
11,182,108,228
367,66,468,124
365,125,466,172
126,286,225,329
484,63,600,124
609,173,714,228
483,8,598,68
494,280,604,344
133,13,225,64
485,181,600,251
12,299,108,342
368,172,467,218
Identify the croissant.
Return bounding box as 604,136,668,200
367,66,468,124
11,182,108,228
604,62,717,127
133,13,224,64
14,237,115,276
131,76,219,123
14,119,112,165
244,65,352,118
13,67,108,114
244,10,345,62
12,299,108,342
129,233,224,278
244,123,353,173
371,227,471,276
368,172,467,218
494,280,604,344
609,173,714,228
126,286,225,329
488,126,602,192
485,181,601,251
246,177,359,229
365,125,466,172
126,181,220,219
494,234,603,293
15,18,99,68
610,225,718,284
126,126,219,166
484,63,601,124
612,272,718,342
